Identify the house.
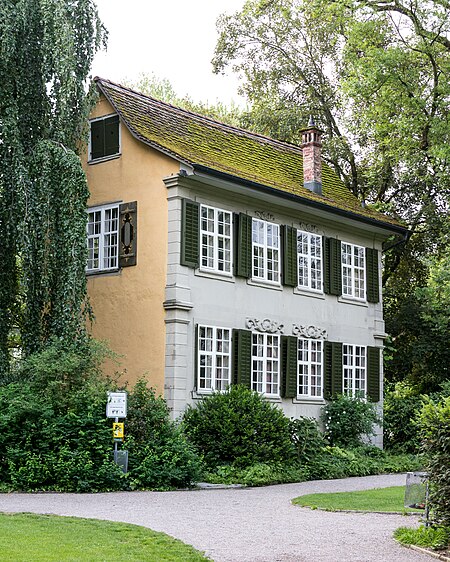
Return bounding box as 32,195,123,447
84,78,407,446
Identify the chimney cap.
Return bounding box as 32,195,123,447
300,117,324,134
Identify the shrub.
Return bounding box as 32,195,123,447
383,382,424,453
289,417,326,464
320,394,380,448
182,385,294,469
418,396,450,526
125,380,201,489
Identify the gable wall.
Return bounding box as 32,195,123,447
83,96,180,392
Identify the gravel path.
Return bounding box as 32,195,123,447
1,473,430,561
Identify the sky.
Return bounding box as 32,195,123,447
91,0,247,106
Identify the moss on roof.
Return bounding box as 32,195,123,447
95,77,403,229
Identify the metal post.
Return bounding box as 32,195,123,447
114,416,118,462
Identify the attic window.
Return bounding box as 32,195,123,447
89,114,120,161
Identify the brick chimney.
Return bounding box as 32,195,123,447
301,117,323,195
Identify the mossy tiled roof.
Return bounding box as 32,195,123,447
95,77,404,230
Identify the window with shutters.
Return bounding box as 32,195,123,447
252,333,280,396
343,344,366,397
298,338,323,398
341,242,365,300
252,219,280,283
200,205,232,275
297,230,322,291
197,325,232,392
89,114,120,161
86,204,119,272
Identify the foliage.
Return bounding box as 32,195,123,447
418,396,450,526
320,394,380,448
0,0,106,371
289,416,327,464
0,513,210,561
293,486,421,513
394,526,450,552
182,385,294,469
125,380,201,490
203,462,309,487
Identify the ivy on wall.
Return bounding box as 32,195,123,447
0,0,106,371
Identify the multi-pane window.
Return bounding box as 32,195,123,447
87,204,119,272
252,333,280,396
343,344,366,397
342,242,365,299
298,339,323,398
297,230,322,291
252,219,280,283
200,205,232,274
197,326,231,392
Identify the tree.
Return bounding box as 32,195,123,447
0,0,106,372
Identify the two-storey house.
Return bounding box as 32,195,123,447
84,78,407,446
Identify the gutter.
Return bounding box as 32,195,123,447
193,164,409,236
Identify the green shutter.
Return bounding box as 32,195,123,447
232,329,252,388
282,225,298,287
104,115,120,156
324,238,342,296
366,248,380,303
235,213,252,278
181,199,199,268
119,201,137,268
281,336,298,398
90,119,104,160
324,341,343,399
367,346,381,402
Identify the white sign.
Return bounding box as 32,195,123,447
106,391,127,418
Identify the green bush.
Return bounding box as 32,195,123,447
418,396,450,526
289,416,326,464
182,385,294,469
125,381,201,489
383,382,424,453
320,394,380,448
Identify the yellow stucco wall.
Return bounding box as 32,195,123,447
83,95,179,392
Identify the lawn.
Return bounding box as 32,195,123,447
292,486,422,513
0,513,209,561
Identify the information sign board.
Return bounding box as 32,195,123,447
106,391,127,418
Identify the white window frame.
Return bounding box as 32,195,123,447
297,230,323,292
343,344,366,397
88,113,121,162
197,325,232,392
200,205,233,275
86,203,120,273
251,332,280,397
297,338,323,398
252,218,280,284
341,242,366,300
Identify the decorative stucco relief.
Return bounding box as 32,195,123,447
255,211,275,222
246,318,285,334
298,222,320,234
292,324,328,339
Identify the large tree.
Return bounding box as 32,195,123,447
0,0,106,372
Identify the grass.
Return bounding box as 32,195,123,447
292,486,423,513
0,513,210,561
394,526,450,551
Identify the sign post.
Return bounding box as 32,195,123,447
106,392,128,473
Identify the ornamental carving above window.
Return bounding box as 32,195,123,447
292,323,328,339
246,317,284,334
254,211,275,222
298,222,320,234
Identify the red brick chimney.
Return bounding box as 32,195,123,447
301,117,323,195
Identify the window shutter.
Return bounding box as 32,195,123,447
194,324,199,391
232,329,252,388
234,213,252,278
90,119,104,160
324,341,343,399
281,336,298,398
366,248,380,303
324,238,342,296
104,115,120,157
181,198,200,268
281,225,298,287
367,346,381,402
119,201,137,267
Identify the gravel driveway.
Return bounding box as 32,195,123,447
1,473,430,561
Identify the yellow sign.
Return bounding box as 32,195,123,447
113,422,124,439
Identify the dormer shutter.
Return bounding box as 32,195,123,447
104,115,120,157
119,201,137,268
